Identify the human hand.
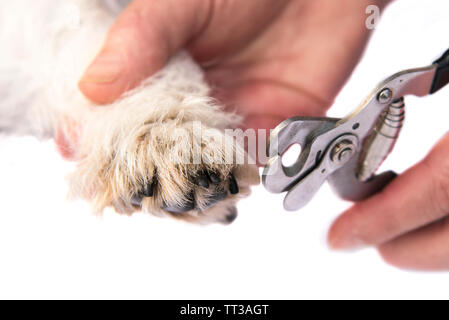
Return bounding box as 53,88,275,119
328,132,449,271
79,0,389,131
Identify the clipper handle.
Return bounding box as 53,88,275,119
431,48,449,94
357,97,405,181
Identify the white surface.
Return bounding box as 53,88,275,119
1,0,449,299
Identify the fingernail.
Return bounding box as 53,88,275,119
329,236,366,251
80,52,124,84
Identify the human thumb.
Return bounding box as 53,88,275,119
78,0,211,104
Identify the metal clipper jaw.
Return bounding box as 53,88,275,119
263,47,449,211
262,115,396,211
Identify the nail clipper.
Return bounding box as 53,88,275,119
263,48,449,211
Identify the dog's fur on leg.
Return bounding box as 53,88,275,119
0,0,259,224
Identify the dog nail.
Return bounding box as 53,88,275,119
162,192,195,213
196,172,210,188
224,207,238,224
141,180,155,197
207,171,221,185
229,173,239,194
130,194,143,207
202,189,227,209
162,200,195,213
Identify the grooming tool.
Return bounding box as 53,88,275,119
263,48,449,211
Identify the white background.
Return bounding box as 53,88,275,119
1,0,449,299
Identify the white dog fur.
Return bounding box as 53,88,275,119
0,0,260,224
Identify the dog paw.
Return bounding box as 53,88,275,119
68,120,259,224
130,166,256,224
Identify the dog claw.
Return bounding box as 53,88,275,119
202,189,227,210
224,207,238,224
162,201,195,213
229,173,239,194
155,170,239,215
142,179,155,197
130,194,143,207
132,179,154,206
195,172,210,188
162,192,195,213
207,171,221,185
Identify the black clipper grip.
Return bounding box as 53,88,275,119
431,48,449,94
